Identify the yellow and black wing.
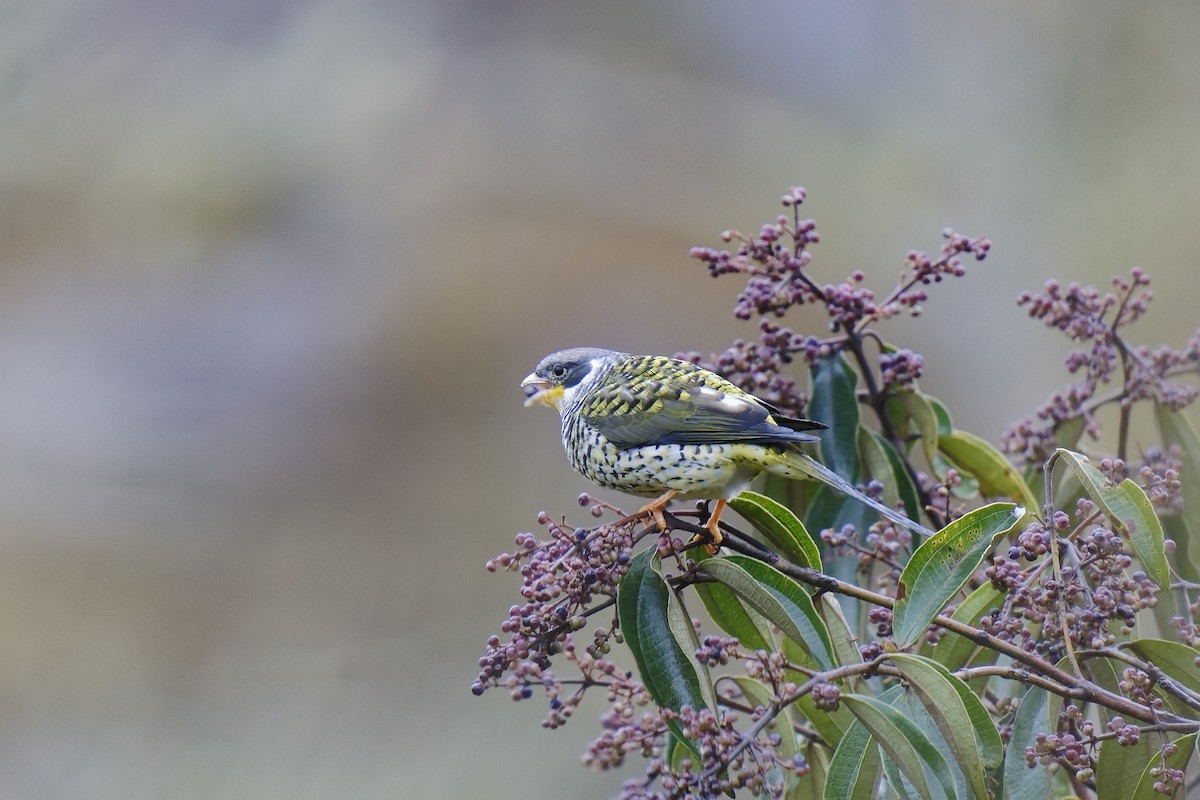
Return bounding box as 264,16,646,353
581,355,825,449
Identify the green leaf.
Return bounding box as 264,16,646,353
617,549,708,752
1114,480,1170,590
863,427,924,531
665,732,691,772
1126,639,1200,694
1055,415,1087,451
803,356,873,605
1095,728,1160,800
925,582,1006,671
816,593,862,680
926,394,955,438
1131,733,1196,800
693,551,773,652
1164,513,1199,589
889,691,972,800
824,708,883,800
842,694,958,800
893,503,1024,647
730,491,822,571
879,751,924,800
889,653,1002,799
790,741,832,800
697,556,835,669
1053,449,1170,589
666,578,717,712
809,354,861,481
1003,684,1053,800
1156,404,1200,581
1078,655,1163,800
940,429,1039,509
902,388,940,465
933,453,980,499
859,425,900,511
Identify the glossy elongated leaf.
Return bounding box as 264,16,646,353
859,425,900,511
730,491,822,571
1055,415,1087,450
1131,733,1196,800
1114,479,1170,590
1156,404,1200,580
1127,639,1200,694
891,690,979,800
895,389,940,467
1054,449,1169,589
790,741,832,800
925,581,1006,671
809,354,861,480
926,394,954,438
663,732,687,772
816,594,862,677
693,551,772,652
1086,653,1164,795
863,427,923,530
933,453,980,500
1164,514,1197,590
1083,653,1128,701
617,550,709,739
697,556,834,669
842,694,958,800
805,356,872,604
1096,726,1160,800
824,707,883,800
666,577,717,712
940,429,1039,509
890,653,1001,799
1003,684,1054,800
894,503,1023,647
879,750,922,800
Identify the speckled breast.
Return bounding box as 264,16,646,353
560,414,746,498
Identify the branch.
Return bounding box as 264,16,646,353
712,534,1192,727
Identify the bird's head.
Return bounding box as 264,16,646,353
522,347,621,413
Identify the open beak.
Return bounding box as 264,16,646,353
521,373,562,408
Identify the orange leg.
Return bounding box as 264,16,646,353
638,490,678,531
703,498,727,554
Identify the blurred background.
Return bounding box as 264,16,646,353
2,1,1199,798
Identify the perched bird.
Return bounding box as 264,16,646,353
522,347,931,548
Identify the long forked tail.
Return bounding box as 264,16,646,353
782,451,937,539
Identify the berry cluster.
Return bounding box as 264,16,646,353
878,348,924,391
681,188,987,419
608,706,786,800
472,509,646,715
1003,269,1200,467
982,506,1163,663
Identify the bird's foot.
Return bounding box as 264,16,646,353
701,498,727,555
637,490,678,532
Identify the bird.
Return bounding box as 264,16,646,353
521,346,932,549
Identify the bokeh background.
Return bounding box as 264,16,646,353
3,2,1199,798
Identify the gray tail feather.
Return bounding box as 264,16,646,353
791,453,937,539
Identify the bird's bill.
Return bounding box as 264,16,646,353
521,374,564,409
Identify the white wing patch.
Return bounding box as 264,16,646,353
696,386,757,415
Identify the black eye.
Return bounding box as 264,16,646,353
551,364,568,379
